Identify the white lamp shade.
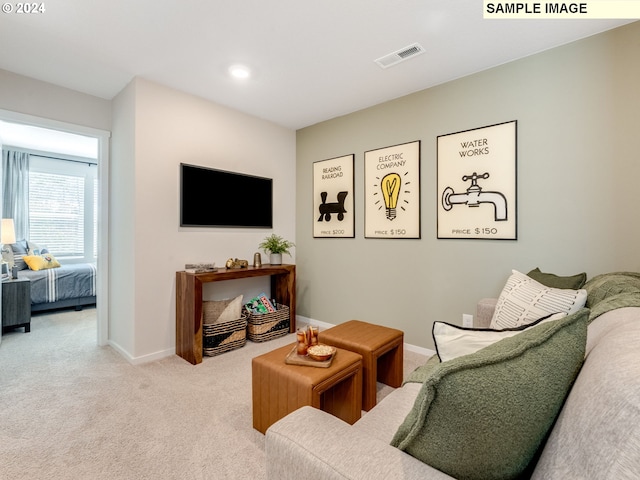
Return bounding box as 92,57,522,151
1,218,16,244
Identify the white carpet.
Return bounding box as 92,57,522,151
0,309,427,479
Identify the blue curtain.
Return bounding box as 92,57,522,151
2,149,30,241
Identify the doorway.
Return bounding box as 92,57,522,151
0,110,109,345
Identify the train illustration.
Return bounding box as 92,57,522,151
318,191,348,222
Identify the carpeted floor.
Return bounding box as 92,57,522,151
0,308,427,479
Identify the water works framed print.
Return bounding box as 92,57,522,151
364,140,421,239
313,154,355,238
437,120,517,240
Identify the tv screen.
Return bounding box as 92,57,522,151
180,163,273,228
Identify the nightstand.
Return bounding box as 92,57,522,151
2,277,31,333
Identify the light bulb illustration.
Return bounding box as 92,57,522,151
381,172,401,220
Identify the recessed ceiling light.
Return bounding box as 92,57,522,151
229,64,251,79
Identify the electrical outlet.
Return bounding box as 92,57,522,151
462,314,473,328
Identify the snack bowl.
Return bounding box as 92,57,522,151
307,344,336,362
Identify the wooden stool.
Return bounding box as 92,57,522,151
318,320,403,411
252,343,362,434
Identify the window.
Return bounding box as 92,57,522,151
28,156,97,262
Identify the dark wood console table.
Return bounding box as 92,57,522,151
176,264,296,365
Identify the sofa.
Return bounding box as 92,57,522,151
265,271,640,479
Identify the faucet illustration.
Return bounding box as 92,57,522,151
442,172,508,221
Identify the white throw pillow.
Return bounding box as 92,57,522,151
490,270,587,329
203,295,244,325
433,312,566,362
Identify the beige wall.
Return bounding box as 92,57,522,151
111,78,296,362
0,69,111,131
109,80,137,356
296,22,640,350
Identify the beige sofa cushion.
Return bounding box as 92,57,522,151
352,382,422,444
532,307,640,479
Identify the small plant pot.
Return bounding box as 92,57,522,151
270,253,282,265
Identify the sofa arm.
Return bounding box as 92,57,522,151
265,406,455,480
476,298,497,328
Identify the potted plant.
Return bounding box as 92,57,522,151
259,234,295,265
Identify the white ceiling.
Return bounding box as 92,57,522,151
0,1,634,130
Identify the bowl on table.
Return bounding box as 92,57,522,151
307,344,336,361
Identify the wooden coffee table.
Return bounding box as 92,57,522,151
319,320,404,411
252,343,363,434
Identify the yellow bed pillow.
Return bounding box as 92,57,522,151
23,253,61,271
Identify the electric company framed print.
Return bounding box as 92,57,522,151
313,154,355,238
437,120,517,240
364,140,420,239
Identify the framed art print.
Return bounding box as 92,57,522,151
364,140,420,239
313,154,355,238
437,120,517,240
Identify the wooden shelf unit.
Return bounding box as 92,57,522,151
176,264,296,365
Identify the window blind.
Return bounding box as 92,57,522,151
29,171,85,257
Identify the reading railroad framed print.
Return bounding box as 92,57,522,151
364,140,421,239
313,154,355,238
437,121,517,240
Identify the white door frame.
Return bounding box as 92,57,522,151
0,109,110,345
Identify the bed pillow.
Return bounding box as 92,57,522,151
433,312,566,362
23,253,61,271
490,269,587,329
10,240,29,270
391,308,589,480
27,240,50,256
527,267,587,289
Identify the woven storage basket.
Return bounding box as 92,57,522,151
203,312,248,356
247,303,290,342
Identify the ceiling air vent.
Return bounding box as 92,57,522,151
375,43,425,69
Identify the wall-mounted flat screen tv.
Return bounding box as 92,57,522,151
180,163,273,228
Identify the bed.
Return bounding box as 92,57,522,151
17,263,97,312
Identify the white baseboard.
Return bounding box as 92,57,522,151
405,343,436,357
108,340,175,365
109,315,436,365
296,315,335,331
296,315,436,358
